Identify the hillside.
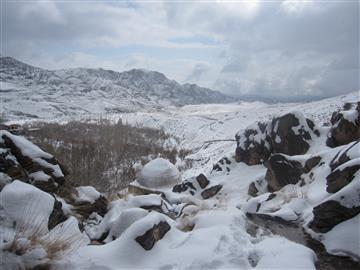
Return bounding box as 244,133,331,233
1,92,359,269
0,56,232,120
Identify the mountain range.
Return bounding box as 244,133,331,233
0,56,232,120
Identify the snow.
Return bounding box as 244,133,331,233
322,214,360,260
137,158,181,188
1,180,54,232
75,186,101,204
1,87,359,269
29,171,51,182
0,131,64,178
254,236,316,269
0,130,53,159
341,110,359,124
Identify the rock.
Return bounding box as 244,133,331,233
329,141,359,170
212,157,232,172
1,132,68,191
196,174,209,189
0,148,28,182
248,182,259,197
73,195,108,219
235,122,271,165
172,181,196,193
265,154,303,192
201,184,222,199
327,105,360,147
135,221,171,250
326,163,360,193
309,200,360,233
304,156,321,173
48,199,68,230
269,113,319,156
137,158,181,189
235,112,319,165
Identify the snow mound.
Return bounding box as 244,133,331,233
137,158,181,188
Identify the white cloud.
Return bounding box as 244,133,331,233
3,1,359,99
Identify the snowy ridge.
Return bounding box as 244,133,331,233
0,56,232,119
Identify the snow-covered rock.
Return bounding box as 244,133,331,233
137,158,181,189
235,111,319,165
327,102,360,147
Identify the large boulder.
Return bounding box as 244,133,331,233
265,154,304,192
269,112,319,155
327,102,360,147
235,112,319,165
137,158,181,189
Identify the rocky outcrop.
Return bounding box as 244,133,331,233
235,112,320,165
135,221,171,250
309,200,360,233
327,103,360,147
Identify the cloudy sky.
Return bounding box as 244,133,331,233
2,0,359,99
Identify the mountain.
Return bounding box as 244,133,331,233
0,56,233,120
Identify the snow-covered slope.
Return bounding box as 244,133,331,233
0,56,232,119
119,91,358,177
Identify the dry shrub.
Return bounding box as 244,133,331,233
3,200,86,269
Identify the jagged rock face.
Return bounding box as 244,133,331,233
235,112,319,165
265,154,304,192
309,200,360,233
135,221,171,250
327,103,360,147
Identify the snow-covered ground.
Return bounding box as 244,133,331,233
1,91,359,269
118,91,357,177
